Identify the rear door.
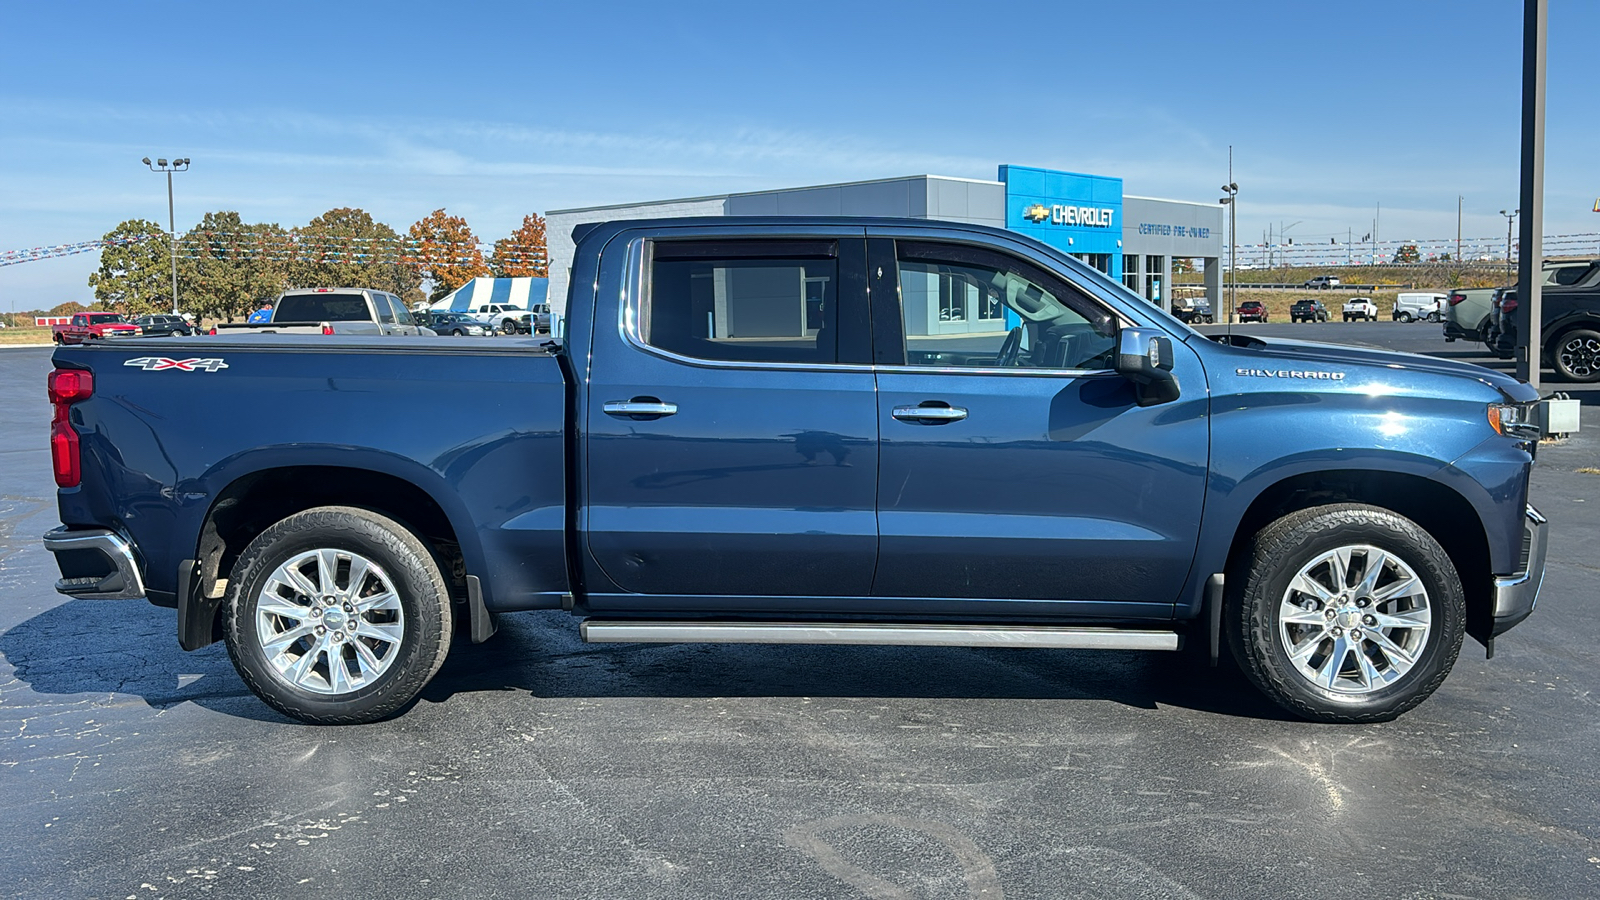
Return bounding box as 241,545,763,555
867,232,1208,615
583,230,879,606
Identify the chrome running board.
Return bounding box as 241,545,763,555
579,621,1180,651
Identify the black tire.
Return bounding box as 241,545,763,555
501,320,517,335
1398,311,1413,323
451,327,466,336
1426,312,1440,323
1226,503,1465,723
169,329,184,337
1551,327,1600,383
222,506,453,725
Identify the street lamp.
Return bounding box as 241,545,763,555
1219,181,1238,319
1499,208,1518,282
142,156,191,315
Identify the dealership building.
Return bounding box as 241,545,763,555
545,164,1224,317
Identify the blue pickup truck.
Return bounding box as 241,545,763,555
43,217,1548,725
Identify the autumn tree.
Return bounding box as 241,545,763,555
490,214,549,277
87,219,170,315
290,208,419,295
407,209,489,300
177,212,293,321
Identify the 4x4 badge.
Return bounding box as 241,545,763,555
124,357,229,372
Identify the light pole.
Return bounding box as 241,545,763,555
1278,220,1303,270
1219,178,1238,322
1499,208,1518,282
142,156,190,314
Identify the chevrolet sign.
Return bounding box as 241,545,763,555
1021,204,1116,228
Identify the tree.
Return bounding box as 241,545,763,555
1393,244,1421,264
87,219,170,315
178,212,293,322
490,214,549,277
407,209,489,300
290,208,420,295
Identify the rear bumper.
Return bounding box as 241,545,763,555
1490,506,1548,636
42,527,146,600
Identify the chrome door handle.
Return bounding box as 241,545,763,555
892,404,968,423
604,400,678,418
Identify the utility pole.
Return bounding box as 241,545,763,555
1500,209,1518,282
143,156,191,315
1456,195,1463,262
1515,0,1547,391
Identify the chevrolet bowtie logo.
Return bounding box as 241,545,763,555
1022,203,1050,223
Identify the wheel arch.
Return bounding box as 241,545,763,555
1216,469,1491,649
181,463,478,650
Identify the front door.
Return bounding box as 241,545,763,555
584,233,879,603
868,235,1208,614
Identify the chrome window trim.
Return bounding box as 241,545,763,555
618,234,1120,379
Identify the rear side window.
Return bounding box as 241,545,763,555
276,294,372,322
389,296,415,326
644,239,838,364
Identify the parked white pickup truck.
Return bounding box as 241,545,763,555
466,303,529,335
1342,297,1379,322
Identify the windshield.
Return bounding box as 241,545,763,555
87,314,126,323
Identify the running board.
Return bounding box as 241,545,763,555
579,621,1180,651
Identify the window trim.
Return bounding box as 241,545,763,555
618,235,1122,378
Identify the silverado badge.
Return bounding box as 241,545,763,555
124,357,229,372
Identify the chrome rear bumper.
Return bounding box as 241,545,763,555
42,527,146,600
1490,506,1547,636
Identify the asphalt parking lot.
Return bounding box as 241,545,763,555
2,333,1597,900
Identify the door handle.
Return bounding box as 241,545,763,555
604,399,678,419
892,404,968,423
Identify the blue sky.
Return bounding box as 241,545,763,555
2,0,1596,306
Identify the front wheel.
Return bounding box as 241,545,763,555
1552,327,1600,382
222,506,453,724
1397,311,1413,323
501,320,517,335
1227,504,1464,723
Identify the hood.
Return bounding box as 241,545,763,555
1200,333,1538,402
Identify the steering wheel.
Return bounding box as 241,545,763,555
995,326,1023,367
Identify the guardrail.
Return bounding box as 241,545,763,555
1174,283,1414,292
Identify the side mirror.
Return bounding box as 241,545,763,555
1115,327,1180,407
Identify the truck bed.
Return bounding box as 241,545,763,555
52,334,569,613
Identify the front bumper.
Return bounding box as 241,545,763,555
1490,505,1548,636
42,527,146,600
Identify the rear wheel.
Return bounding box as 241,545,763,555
1397,311,1413,323
1227,504,1464,723
1552,328,1600,382
222,506,452,724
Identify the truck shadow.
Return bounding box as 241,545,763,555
2,603,1293,722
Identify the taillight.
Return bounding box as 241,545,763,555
1448,292,1466,306
208,326,217,335
321,322,334,335
47,368,93,488
1501,297,1519,316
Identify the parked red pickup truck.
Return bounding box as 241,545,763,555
52,312,141,345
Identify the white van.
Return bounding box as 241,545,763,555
1392,292,1446,323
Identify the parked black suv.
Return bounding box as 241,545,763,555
131,315,194,337
1289,299,1330,323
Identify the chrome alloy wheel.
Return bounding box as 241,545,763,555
255,548,405,695
1558,333,1599,379
1277,545,1432,695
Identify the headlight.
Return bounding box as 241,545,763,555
1488,402,1539,439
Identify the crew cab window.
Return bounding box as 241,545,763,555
891,242,1116,370
643,239,838,364
373,294,396,325
390,296,415,326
